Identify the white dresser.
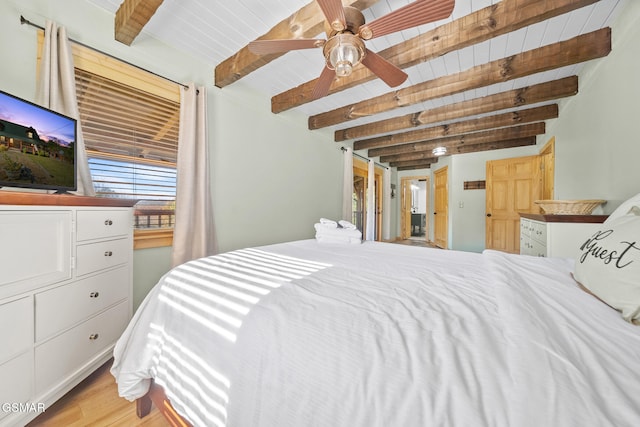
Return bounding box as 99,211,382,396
0,192,135,426
519,213,608,258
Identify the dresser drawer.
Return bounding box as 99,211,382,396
529,220,547,245
0,211,71,299
0,352,33,421
0,297,33,364
76,238,130,277
35,267,129,342
35,301,129,395
76,209,131,242
530,238,547,257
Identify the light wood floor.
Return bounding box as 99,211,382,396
27,360,169,427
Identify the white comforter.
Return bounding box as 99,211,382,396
111,240,640,427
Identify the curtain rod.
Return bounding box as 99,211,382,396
20,15,193,91
341,146,389,169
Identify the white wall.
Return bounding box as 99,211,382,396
211,84,341,252
540,0,640,211
0,0,342,309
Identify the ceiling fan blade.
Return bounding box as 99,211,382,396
316,0,347,32
359,0,455,40
361,49,408,88
311,66,336,100
248,39,325,55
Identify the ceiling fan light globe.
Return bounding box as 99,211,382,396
329,43,360,71
335,61,353,77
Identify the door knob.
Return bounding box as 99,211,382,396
486,213,492,217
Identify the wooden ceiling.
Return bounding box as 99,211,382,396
108,0,621,170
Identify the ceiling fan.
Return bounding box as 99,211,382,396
248,0,455,100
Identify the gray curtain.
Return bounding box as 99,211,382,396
172,84,215,267
36,20,94,196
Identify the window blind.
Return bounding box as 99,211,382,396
74,68,179,229
75,69,179,163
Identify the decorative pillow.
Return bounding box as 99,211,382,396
604,192,640,225
574,208,640,324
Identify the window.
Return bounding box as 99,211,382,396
75,68,179,230
38,32,181,248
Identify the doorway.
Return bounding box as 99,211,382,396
401,176,429,242
353,158,383,241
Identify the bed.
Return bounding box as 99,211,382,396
111,205,640,427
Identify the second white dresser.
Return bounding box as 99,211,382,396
519,213,608,258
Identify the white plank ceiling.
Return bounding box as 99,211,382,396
86,0,626,160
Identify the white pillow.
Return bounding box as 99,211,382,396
574,209,640,323
604,192,640,225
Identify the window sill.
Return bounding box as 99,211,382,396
134,229,174,249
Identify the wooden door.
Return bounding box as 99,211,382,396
486,156,541,253
539,137,555,200
434,166,448,249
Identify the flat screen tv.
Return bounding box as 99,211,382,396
0,90,77,193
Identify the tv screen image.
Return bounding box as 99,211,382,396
0,90,77,192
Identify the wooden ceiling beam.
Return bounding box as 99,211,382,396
392,160,435,170
271,0,600,113
354,104,558,150
115,0,164,46
383,151,435,163
336,76,578,142
397,164,433,171
386,137,537,167
214,0,379,88
389,157,438,169
371,123,545,158
310,28,609,129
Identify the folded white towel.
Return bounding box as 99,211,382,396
338,220,356,230
314,223,362,245
319,218,338,228
314,223,362,238
314,223,338,233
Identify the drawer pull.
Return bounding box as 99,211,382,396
90,291,100,298
89,333,99,341
104,251,113,257
104,220,113,226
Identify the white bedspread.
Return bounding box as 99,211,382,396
111,240,640,427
